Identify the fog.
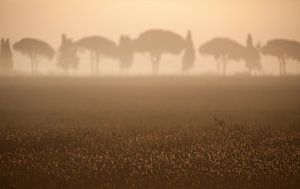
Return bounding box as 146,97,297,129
1,0,300,75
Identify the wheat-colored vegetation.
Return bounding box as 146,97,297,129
0,77,300,188
1,120,300,188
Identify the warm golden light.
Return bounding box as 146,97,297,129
0,0,299,75
1,2,300,188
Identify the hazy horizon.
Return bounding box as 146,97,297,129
1,0,300,75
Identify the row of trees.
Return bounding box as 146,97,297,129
1,29,300,76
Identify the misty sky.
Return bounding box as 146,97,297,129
0,0,300,75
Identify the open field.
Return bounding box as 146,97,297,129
0,76,300,188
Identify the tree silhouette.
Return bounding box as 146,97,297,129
182,31,196,74
199,38,245,75
133,29,195,75
57,34,79,73
13,38,54,74
261,39,300,76
244,34,262,75
117,35,134,74
76,36,117,75
0,38,14,72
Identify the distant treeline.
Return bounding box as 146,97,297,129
1,29,300,76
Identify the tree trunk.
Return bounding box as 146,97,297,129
216,60,221,75
278,57,284,76
222,62,227,76
151,55,161,76
30,54,38,74
35,61,39,74
95,54,100,75
31,59,35,74
222,57,227,76
90,51,95,75
282,56,287,76
216,58,221,75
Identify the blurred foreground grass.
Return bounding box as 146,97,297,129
0,118,299,188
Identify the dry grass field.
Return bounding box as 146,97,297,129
0,76,300,188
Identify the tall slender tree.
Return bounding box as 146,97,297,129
57,34,79,73
244,34,262,75
0,38,14,72
182,31,196,74
117,35,134,74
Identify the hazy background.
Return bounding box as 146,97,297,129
1,0,300,75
